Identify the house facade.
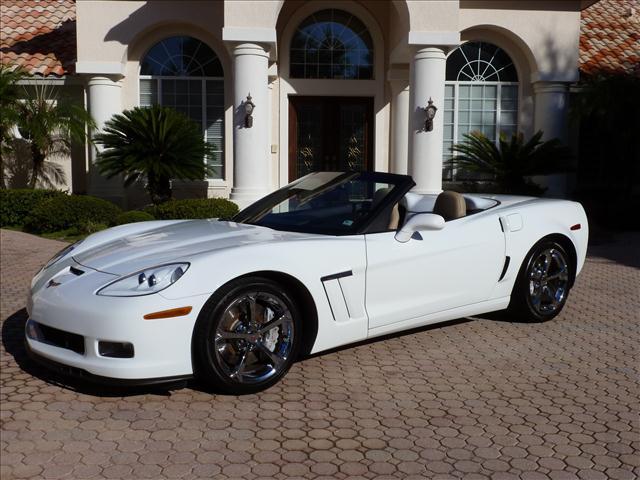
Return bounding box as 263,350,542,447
2,0,611,207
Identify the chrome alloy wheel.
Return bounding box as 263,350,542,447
214,292,294,384
527,247,569,315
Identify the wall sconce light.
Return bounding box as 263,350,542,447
244,93,255,128
424,97,438,132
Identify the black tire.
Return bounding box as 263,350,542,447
508,239,573,322
193,276,302,394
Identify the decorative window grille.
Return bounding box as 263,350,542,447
443,41,519,181
290,9,374,80
140,36,225,179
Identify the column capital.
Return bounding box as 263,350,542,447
229,42,270,59
408,31,460,48
532,81,570,94
412,46,447,61
86,75,122,88
76,61,125,78
223,27,276,60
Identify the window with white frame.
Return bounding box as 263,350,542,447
443,41,519,181
139,36,225,179
290,9,374,79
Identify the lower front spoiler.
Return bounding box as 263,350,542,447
25,340,193,387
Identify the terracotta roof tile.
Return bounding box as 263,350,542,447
580,0,640,77
0,0,76,77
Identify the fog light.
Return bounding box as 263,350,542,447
25,319,43,341
98,341,134,358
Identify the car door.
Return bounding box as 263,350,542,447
365,213,505,330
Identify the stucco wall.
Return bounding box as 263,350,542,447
459,1,581,82
72,0,584,201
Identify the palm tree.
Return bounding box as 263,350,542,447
94,105,214,204
16,83,95,188
571,73,640,210
0,65,28,187
451,130,573,195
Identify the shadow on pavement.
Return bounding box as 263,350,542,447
587,231,640,269
3,308,520,397
1,308,184,397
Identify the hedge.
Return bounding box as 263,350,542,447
144,198,239,220
24,195,122,234
113,210,155,226
0,189,67,227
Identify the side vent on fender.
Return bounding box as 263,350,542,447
498,256,511,282
320,271,352,322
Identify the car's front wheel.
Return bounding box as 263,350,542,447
508,239,573,322
193,277,301,394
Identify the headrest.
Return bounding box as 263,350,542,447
433,190,466,221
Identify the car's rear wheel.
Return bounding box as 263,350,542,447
508,240,572,322
193,277,301,394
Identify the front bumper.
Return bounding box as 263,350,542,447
26,262,211,381
25,340,192,386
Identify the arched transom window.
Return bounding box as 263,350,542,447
443,41,519,180
140,36,225,179
290,9,374,79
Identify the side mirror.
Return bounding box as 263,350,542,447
395,213,445,243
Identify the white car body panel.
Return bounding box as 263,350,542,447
26,186,588,382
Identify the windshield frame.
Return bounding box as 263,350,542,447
232,171,415,236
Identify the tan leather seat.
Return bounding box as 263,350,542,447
433,190,466,221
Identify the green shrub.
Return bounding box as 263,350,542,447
113,210,155,226
75,220,110,235
0,189,66,226
144,198,239,220
24,195,122,233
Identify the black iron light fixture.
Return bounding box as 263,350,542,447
244,93,255,128
424,97,438,132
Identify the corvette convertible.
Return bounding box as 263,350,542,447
26,171,588,393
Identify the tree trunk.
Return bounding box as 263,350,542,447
147,171,172,205
29,143,45,189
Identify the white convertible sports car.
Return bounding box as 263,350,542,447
26,171,588,393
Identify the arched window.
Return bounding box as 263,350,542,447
140,36,225,179
290,9,373,79
443,41,519,180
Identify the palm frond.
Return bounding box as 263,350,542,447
95,105,214,204
450,130,573,194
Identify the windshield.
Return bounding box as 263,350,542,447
233,171,413,235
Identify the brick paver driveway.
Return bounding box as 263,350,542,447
1,228,638,480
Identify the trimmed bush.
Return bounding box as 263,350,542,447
144,198,239,220
0,189,66,227
24,195,122,234
113,210,155,226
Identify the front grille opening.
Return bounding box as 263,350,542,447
98,341,134,358
26,320,85,355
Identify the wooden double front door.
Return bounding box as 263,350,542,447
289,96,374,181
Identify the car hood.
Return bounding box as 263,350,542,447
73,219,306,275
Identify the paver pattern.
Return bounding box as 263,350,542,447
1,228,638,480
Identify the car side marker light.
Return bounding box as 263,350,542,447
144,306,193,320
570,224,581,231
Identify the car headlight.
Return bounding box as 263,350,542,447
97,263,190,297
43,240,82,270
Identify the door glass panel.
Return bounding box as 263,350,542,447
291,98,372,180
296,104,323,178
338,104,366,171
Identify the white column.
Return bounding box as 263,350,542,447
229,43,271,207
389,74,410,174
86,75,124,204
532,81,571,197
533,81,569,142
408,47,447,194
